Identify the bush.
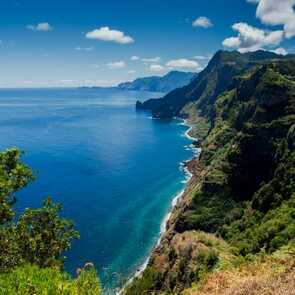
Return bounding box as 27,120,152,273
0,148,101,294
0,264,101,295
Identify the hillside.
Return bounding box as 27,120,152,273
118,71,196,93
127,53,295,294
136,50,295,118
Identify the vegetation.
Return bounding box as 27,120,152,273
127,51,295,294
0,148,101,294
184,242,295,295
136,50,294,119
0,265,100,295
2,50,294,294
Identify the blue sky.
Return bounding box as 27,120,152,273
0,0,294,87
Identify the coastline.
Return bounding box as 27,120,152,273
118,119,198,294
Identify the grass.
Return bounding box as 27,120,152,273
0,264,102,295
183,243,295,295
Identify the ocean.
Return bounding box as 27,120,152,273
0,87,194,291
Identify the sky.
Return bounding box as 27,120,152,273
0,0,294,87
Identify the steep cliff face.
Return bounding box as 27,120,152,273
127,55,295,294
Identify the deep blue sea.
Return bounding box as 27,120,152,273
0,88,193,291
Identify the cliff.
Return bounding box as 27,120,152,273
136,50,295,119
126,52,295,294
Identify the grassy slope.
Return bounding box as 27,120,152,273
125,59,295,294
185,243,295,295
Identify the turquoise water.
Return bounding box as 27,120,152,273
0,88,193,291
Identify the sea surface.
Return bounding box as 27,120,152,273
0,88,193,291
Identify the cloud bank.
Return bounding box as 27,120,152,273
247,0,295,38
223,22,284,52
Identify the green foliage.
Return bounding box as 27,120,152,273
124,267,159,295
15,198,79,268
0,197,79,271
0,148,79,271
0,227,23,271
180,103,211,140
183,59,295,256
0,148,101,294
226,194,295,255
194,250,218,281
0,148,34,224
0,264,101,295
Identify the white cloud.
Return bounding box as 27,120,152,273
86,27,134,44
192,55,212,60
75,46,94,52
247,0,295,38
131,55,140,61
192,17,213,28
223,22,284,53
272,47,288,55
166,58,200,69
128,70,136,74
27,22,53,31
149,64,165,72
106,61,126,69
141,57,161,63
223,36,242,48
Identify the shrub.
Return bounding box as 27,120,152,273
0,264,101,295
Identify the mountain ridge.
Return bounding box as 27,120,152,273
118,70,196,93
136,50,295,119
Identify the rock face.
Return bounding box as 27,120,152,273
125,53,295,294
118,71,196,93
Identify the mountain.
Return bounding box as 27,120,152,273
136,50,295,119
126,52,295,294
118,71,196,93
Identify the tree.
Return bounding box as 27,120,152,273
0,148,33,224
16,198,80,268
0,148,79,270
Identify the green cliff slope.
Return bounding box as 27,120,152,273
127,54,295,294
